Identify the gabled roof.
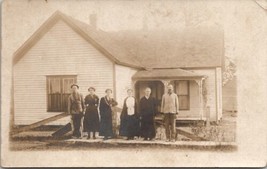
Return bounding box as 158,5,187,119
13,11,224,69
106,27,224,68
13,11,144,69
132,68,205,80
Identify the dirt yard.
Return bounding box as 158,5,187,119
10,111,237,151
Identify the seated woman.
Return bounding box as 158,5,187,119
99,89,118,140
119,89,140,140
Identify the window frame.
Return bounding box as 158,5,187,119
46,75,77,112
174,80,190,110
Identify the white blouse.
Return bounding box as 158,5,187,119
126,97,135,115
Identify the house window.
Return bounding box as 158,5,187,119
175,80,190,110
47,75,77,112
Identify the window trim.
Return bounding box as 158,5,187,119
174,80,190,111
46,75,77,112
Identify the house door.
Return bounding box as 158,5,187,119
135,81,164,112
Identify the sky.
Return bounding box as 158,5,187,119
2,0,224,57
1,0,266,64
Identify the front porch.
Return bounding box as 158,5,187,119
132,68,208,121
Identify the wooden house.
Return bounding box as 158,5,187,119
12,11,224,126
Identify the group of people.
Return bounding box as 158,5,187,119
68,83,179,142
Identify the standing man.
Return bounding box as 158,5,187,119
139,87,157,141
161,84,179,142
68,84,85,139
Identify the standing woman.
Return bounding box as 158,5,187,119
83,87,100,139
119,89,140,140
99,89,118,140
139,87,158,141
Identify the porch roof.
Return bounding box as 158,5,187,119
132,68,205,80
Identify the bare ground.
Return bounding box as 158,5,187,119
10,111,237,151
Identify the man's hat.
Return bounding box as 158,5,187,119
71,84,79,89
88,87,96,91
105,88,112,93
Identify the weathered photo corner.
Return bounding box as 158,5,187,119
1,0,267,167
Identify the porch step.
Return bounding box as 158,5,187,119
176,128,207,141
11,106,124,136
51,123,72,138
155,118,205,127
11,112,69,135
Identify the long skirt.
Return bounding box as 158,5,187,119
140,114,156,139
99,112,113,137
126,115,140,137
119,116,128,136
120,115,140,137
83,106,100,132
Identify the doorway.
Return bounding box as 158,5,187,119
135,80,164,112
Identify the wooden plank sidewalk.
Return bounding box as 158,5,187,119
63,138,237,150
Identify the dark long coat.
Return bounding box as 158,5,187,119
83,94,100,132
139,96,157,139
119,97,140,137
99,96,118,137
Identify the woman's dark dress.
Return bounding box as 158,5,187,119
139,96,157,139
83,94,100,133
99,96,118,138
119,97,140,138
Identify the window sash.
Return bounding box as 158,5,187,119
47,75,77,112
175,80,190,110
178,95,190,110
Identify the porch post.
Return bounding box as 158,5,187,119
132,80,137,92
132,80,138,99
160,80,171,94
194,79,204,120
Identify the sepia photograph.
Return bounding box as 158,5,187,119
1,0,267,167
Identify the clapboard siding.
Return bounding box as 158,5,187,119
187,68,217,121
115,65,138,108
216,67,223,120
14,20,114,125
178,80,201,118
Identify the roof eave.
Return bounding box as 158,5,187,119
132,75,205,80
116,61,144,69
12,11,144,70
